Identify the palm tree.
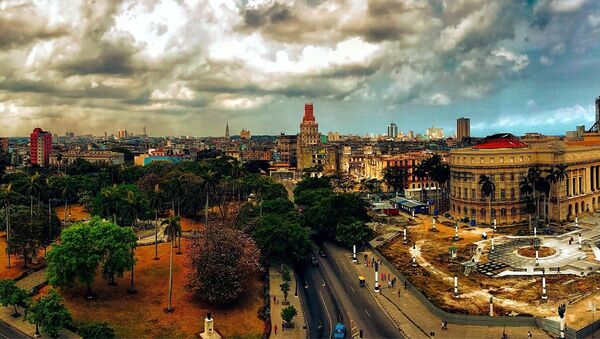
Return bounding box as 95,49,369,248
122,190,143,228
25,173,41,216
520,176,534,230
229,160,246,201
61,176,78,226
552,164,569,225
431,163,450,212
100,185,121,225
149,190,164,260
162,216,181,313
166,176,184,217
538,175,551,225
1,185,13,268
200,168,219,227
479,175,496,225
383,166,407,197
527,166,541,222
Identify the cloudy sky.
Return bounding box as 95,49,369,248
0,0,599,137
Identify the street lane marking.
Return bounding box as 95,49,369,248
350,286,355,294
365,309,372,318
320,291,333,339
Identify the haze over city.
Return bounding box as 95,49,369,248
1,0,600,137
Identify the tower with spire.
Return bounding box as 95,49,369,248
225,121,230,138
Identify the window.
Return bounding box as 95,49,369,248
510,173,515,181
490,157,495,164
500,208,507,217
510,188,515,200
480,157,484,164
464,188,468,199
500,189,506,201
499,157,504,163
471,189,476,200
471,157,475,164
511,207,517,216
519,156,524,162
510,157,514,163
500,173,505,181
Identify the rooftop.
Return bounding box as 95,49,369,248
472,133,528,149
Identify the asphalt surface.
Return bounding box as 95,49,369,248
296,258,346,339
322,242,404,339
0,320,29,339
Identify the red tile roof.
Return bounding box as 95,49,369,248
473,133,528,149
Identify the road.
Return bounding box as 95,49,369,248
0,321,29,339
321,242,403,339
295,258,345,339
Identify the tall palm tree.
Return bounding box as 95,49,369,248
229,160,246,201
479,175,496,225
123,190,143,228
552,164,569,225
61,176,78,226
200,168,219,227
527,166,541,222
414,162,428,201
162,216,181,313
431,163,450,212
149,190,164,260
1,185,13,268
25,173,41,216
538,175,551,225
520,176,534,230
100,185,121,225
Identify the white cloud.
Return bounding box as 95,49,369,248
539,55,553,65
549,0,588,13
427,93,451,106
491,48,529,72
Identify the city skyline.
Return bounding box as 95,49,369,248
0,1,599,137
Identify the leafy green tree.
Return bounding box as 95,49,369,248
335,220,373,248
281,305,297,325
199,168,219,226
78,322,115,339
46,218,136,298
187,224,261,304
8,206,45,268
260,198,295,215
0,280,30,317
93,221,137,286
240,174,287,200
293,177,332,197
26,289,72,338
304,193,370,239
294,188,332,208
383,166,407,195
252,214,310,262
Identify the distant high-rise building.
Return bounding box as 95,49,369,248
408,130,414,139
387,122,398,139
327,131,341,142
240,128,250,139
30,128,52,166
117,129,128,139
65,131,75,139
457,117,470,140
225,122,230,138
426,126,444,139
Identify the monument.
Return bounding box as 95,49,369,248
200,312,222,339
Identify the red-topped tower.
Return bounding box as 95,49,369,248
299,103,320,146
30,128,52,167
297,103,321,170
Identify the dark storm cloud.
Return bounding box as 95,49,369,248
56,42,145,76
0,4,68,49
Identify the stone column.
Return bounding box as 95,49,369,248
453,223,459,241
403,228,408,244
541,273,548,300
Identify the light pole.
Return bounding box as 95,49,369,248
352,245,358,263
541,270,548,300
491,236,495,253
493,218,497,232
575,216,579,229
489,296,494,317
534,238,541,267
453,274,459,298
403,228,408,244
578,233,582,250
534,224,537,237
453,222,459,241
374,262,380,293
432,217,436,231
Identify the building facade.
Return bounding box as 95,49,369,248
0,137,8,152
275,134,297,166
449,133,600,225
457,117,470,140
297,103,322,170
49,151,125,166
387,123,398,139
240,128,251,139
30,128,52,166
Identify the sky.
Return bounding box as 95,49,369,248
0,0,599,137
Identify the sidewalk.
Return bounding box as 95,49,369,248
331,244,551,338
268,264,307,339
1,306,79,338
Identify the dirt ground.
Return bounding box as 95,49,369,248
380,216,600,327
55,204,90,222
0,232,46,279
39,239,264,338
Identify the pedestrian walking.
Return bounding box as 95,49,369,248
388,280,392,288
274,324,278,335
273,296,277,305
404,280,408,289
282,322,285,332
527,331,532,338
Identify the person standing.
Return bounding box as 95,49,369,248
274,324,278,335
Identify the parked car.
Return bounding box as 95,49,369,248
311,255,319,266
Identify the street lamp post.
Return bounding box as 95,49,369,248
575,216,579,229
374,262,380,293
453,222,459,241
493,219,497,232
489,296,494,317
352,245,358,263
453,274,459,298
403,228,408,244
534,225,537,237
541,270,548,300
432,218,436,231
491,236,495,253
534,238,541,267
578,233,582,250
412,256,417,267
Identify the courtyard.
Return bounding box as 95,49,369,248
379,213,600,329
